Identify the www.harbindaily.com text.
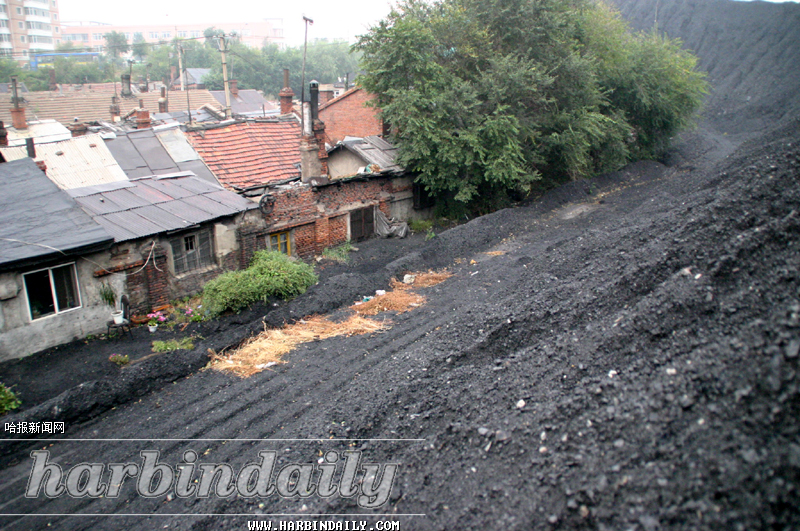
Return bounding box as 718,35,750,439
25,449,398,508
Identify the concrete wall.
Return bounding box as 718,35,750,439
328,150,366,179
0,210,267,361
0,254,126,362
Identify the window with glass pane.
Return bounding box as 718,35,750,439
24,263,81,320
269,232,290,255
171,230,214,274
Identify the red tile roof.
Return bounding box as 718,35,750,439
186,120,301,191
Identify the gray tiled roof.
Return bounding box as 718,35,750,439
336,135,403,174
66,173,257,242
103,126,219,184
0,158,113,271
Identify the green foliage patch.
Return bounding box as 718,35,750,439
322,241,354,263
151,337,196,353
202,251,318,316
355,0,708,214
0,383,21,415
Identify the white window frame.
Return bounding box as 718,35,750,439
23,262,82,321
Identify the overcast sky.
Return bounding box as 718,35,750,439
59,0,798,47
59,0,398,47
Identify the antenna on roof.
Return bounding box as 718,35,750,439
300,16,314,133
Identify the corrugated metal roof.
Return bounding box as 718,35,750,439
6,120,73,147
0,158,113,270
68,174,257,242
156,127,201,163
104,128,220,185
0,133,129,190
334,135,403,175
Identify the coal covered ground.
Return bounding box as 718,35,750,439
2,1,800,529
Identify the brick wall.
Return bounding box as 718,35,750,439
294,223,317,260
329,214,348,246
318,88,383,145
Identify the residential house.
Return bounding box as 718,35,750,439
5,119,72,146
211,84,429,261
0,133,129,189
67,174,264,316
172,68,211,90
0,87,221,127
210,80,278,118
0,158,115,361
102,123,219,184
318,87,385,145
185,117,302,194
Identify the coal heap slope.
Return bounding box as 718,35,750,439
612,0,800,136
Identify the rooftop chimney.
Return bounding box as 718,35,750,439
25,137,35,158
0,121,7,146
110,95,121,121
121,74,132,97
10,76,26,130
309,80,319,121
279,69,294,115
229,79,238,97
135,101,151,129
300,81,328,182
67,118,88,137
158,86,168,113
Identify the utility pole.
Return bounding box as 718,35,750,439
177,41,185,91
179,44,192,124
218,33,232,119
300,16,313,134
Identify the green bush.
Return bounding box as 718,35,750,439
0,383,21,415
108,354,130,366
202,251,318,316
322,241,354,263
409,219,434,233
152,337,195,353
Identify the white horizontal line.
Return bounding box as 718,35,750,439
0,438,425,442
1,513,427,517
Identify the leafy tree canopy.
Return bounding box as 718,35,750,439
354,0,708,212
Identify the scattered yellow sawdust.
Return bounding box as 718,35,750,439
413,270,454,287
210,314,389,378
352,290,426,315
210,269,452,378
484,251,506,256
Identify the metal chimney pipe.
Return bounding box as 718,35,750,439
309,80,319,121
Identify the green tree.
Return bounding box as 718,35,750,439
132,33,148,61
104,31,130,58
355,0,707,212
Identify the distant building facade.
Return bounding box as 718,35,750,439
60,20,284,52
0,0,63,63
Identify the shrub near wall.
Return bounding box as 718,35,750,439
202,251,318,316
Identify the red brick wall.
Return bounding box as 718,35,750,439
329,214,348,246
318,88,383,145
294,223,317,260
262,176,398,257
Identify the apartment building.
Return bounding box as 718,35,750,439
61,20,284,52
0,0,62,62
